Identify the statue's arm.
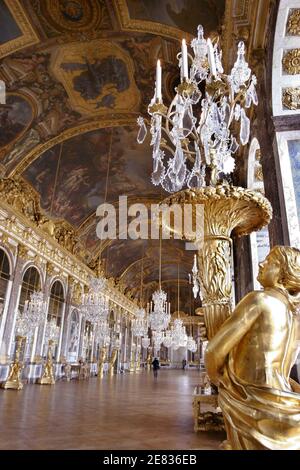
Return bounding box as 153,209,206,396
205,291,263,385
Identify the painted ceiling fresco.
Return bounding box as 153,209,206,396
0,0,226,311
0,0,22,44
126,0,226,35
23,126,160,227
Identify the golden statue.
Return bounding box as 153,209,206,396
205,246,300,450
38,340,55,385
109,349,118,376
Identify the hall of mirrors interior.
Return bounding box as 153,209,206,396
0,0,300,451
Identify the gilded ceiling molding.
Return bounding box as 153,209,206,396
282,49,300,75
282,87,300,110
9,115,138,177
287,9,300,36
0,0,40,59
114,0,191,41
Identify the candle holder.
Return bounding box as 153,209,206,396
109,349,118,376
98,346,107,379
1,335,25,390
38,339,55,385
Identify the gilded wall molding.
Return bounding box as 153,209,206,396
287,9,300,36
282,87,300,110
0,202,138,316
282,49,300,75
0,0,40,59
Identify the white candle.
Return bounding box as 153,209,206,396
207,39,217,77
181,39,189,80
156,59,162,101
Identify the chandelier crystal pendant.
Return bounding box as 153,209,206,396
95,318,111,347
189,254,203,300
137,25,258,192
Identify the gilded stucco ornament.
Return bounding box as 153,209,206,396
282,49,300,75
205,246,300,450
163,184,272,339
287,9,300,36
282,87,300,110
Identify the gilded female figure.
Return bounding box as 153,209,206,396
205,246,300,450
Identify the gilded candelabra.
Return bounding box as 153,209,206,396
1,335,25,390
109,349,118,376
38,339,55,385
98,346,107,379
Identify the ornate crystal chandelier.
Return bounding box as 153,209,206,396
16,291,47,337
149,289,171,333
132,307,148,337
162,319,197,352
141,336,150,349
45,318,60,342
95,319,111,347
80,277,109,324
137,25,257,192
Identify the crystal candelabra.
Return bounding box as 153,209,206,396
137,25,258,192
141,336,150,349
132,307,149,338
162,318,197,352
95,319,111,347
148,289,171,333
80,277,109,325
38,318,60,385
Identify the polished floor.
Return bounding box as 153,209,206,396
0,369,224,450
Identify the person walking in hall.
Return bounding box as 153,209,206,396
182,358,187,370
152,357,160,378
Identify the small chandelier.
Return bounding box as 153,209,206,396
132,307,148,337
80,277,109,324
141,336,150,349
45,318,60,342
137,25,257,191
149,289,171,333
95,319,111,347
16,291,47,337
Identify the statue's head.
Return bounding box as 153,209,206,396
258,246,300,294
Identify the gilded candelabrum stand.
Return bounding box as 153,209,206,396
98,346,107,379
109,349,118,376
163,184,272,339
38,339,55,385
1,335,25,390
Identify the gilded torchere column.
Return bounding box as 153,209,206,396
1,335,25,390
163,184,272,339
98,346,107,379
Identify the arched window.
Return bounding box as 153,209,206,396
0,248,10,324
48,280,65,327
19,266,41,312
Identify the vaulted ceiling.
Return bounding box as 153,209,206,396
0,0,272,312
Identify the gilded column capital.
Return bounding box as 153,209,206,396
46,261,55,277
18,244,29,260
